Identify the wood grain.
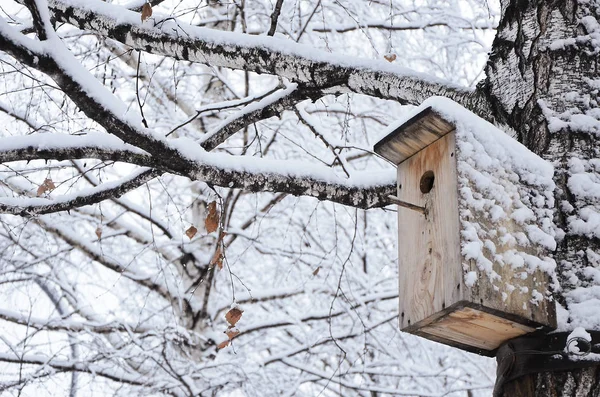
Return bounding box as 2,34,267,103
397,132,462,329
422,307,534,351
374,108,455,165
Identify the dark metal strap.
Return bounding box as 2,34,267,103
494,331,600,396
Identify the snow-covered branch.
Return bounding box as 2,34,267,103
0,17,396,209
0,352,155,390
36,217,175,301
0,307,152,334
199,83,308,151
312,20,497,33
45,0,490,116
262,313,398,365
0,134,155,167
0,168,160,216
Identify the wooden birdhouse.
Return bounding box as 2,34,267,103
374,97,557,356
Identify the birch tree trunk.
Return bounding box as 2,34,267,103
503,367,600,397
484,0,600,394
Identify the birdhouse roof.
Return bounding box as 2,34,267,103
374,106,455,165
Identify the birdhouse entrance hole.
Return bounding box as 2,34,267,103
419,171,434,193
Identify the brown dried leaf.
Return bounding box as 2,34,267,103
36,185,47,197
37,178,56,196
95,227,102,239
226,328,240,340
185,225,198,240
384,53,397,62
205,201,219,233
210,246,223,270
225,307,243,327
217,340,230,350
312,266,320,276
44,178,56,190
141,3,153,22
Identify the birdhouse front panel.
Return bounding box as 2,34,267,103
397,132,462,331
375,97,557,356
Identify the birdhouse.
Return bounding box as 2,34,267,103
374,97,557,356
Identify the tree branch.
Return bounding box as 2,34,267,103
262,313,397,365
0,352,153,389
312,20,497,33
199,83,309,151
45,0,490,116
0,100,44,132
0,168,160,216
0,307,152,334
267,0,284,36
36,217,175,301
1,15,396,209
0,133,156,167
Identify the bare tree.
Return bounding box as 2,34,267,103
1,0,598,395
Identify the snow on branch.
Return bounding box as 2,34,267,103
238,291,397,335
0,352,152,389
199,83,309,151
262,313,398,365
0,168,160,216
46,0,489,115
312,20,497,33
0,19,397,209
0,133,155,167
0,307,152,334
36,217,175,301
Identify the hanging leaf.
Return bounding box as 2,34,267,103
225,307,243,326
210,246,223,270
141,3,153,22
217,340,230,350
312,266,321,276
185,225,198,240
226,327,240,340
205,201,219,233
37,178,56,196
95,227,103,240
384,53,397,62
36,185,46,197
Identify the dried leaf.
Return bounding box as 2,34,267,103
312,266,320,276
36,185,46,197
226,327,240,340
95,227,102,239
217,340,230,350
205,201,219,233
44,178,56,190
141,3,153,22
37,178,56,196
225,307,243,327
384,53,397,62
185,225,198,240
210,246,223,270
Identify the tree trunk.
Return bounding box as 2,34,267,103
503,367,600,397
484,0,600,395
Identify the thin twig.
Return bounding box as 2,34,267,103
136,51,149,128
267,0,284,36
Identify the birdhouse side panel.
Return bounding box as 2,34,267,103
398,133,463,330
454,121,557,328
